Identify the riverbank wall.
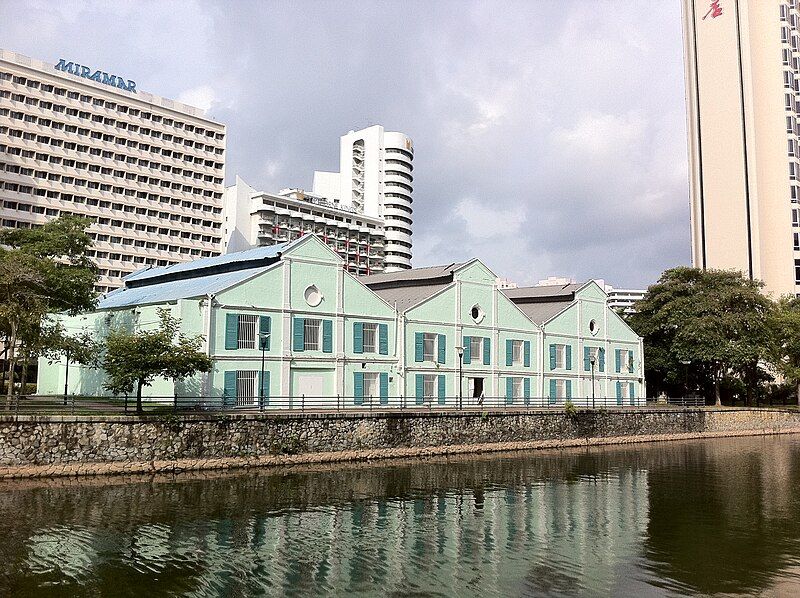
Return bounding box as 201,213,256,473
1,408,799,478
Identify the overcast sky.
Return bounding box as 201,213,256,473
1,0,689,288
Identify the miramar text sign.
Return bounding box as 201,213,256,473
54,59,137,93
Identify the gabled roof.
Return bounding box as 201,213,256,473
502,283,583,324
359,263,465,313
502,283,582,303
124,239,299,287
360,262,465,288
368,283,452,313
99,267,265,309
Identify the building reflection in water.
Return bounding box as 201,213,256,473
2,436,800,596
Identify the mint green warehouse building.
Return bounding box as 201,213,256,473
37,235,645,406
504,282,645,405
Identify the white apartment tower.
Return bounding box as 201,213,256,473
222,177,386,276
313,125,413,271
682,1,800,297
0,49,226,293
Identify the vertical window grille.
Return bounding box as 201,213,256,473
237,314,257,349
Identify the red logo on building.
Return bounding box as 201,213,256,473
703,0,723,19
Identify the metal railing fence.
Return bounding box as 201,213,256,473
1,393,707,415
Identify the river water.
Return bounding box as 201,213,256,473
1,435,800,597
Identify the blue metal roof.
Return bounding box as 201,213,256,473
123,240,296,284
99,267,266,309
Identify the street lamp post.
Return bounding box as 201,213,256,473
589,354,596,409
680,359,691,404
456,346,464,410
259,333,268,410
63,346,71,406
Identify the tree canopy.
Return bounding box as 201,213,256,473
628,267,774,405
103,308,212,413
0,217,97,403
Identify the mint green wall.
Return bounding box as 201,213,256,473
454,260,496,284
459,283,495,328
405,285,454,323
606,310,640,342
216,265,283,309
342,274,395,319
496,294,537,331
543,303,577,336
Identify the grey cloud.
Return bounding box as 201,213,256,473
1,0,690,288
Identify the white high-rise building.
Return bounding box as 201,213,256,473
222,177,386,275
0,49,226,293
313,125,413,271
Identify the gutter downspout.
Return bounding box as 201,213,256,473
203,293,215,398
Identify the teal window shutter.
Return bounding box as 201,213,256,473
259,370,270,406
615,349,621,373
354,372,364,405
616,381,622,404
415,374,424,404
437,334,446,364
353,322,364,354
483,337,490,365
379,323,388,355
599,348,605,372
463,336,471,364
565,345,572,370
225,313,238,350
437,374,446,405
380,372,389,404
523,377,531,404
223,371,237,406
415,332,424,362
506,339,513,366
628,352,635,373
549,344,557,369
259,316,271,351
549,379,557,404
630,382,636,404
524,341,531,367
322,319,333,353
566,380,572,399
584,346,590,371
506,377,513,404
293,318,305,352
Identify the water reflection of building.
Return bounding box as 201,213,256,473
18,468,649,594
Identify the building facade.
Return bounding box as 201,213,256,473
604,285,647,314
313,125,414,271
0,49,226,293
222,176,386,276
681,1,799,297
37,236,645,405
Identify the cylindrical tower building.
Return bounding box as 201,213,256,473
381,131,413,271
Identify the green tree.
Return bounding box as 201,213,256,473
103,309,212,414
0,216,97,403
629,267,774,405
768,296,800,406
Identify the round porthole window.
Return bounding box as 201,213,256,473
471,304,485,324
589,319,598,336
304,285,323,307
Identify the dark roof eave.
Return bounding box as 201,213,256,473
125,254,282,289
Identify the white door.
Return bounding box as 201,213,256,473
295,374,324,407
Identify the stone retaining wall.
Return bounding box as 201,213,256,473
1,408,799,478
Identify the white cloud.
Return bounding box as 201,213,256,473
176,85,217,112
551,111,646,158
452,198,526,240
